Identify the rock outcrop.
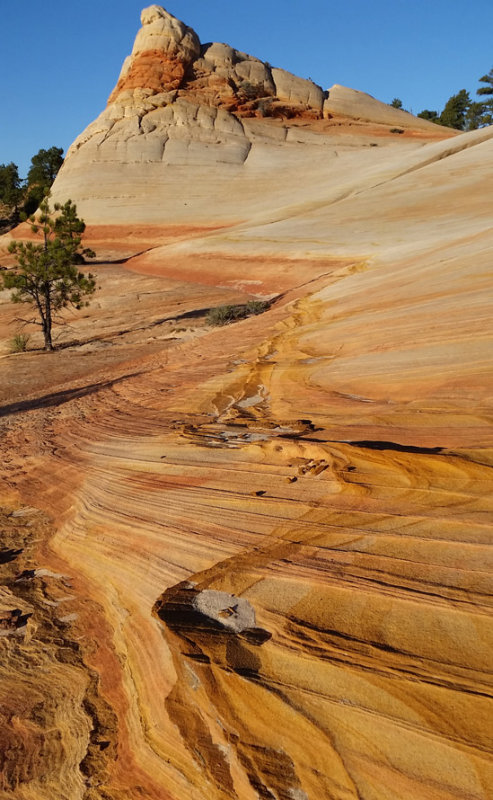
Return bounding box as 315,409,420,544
2,5,492,800
107,4,323,116
50,4,448,225
324,83,433,126
108,5,201,102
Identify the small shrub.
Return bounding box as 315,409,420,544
206,305,242,325
10,332,30,352
206,300,270,326
238,80,258,100
257,98,274,117
390,127,405,134
237,80,267,102
245,300,270,315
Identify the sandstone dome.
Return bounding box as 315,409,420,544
50,4,445,226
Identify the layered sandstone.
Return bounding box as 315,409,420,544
1,5,492,800
324,83,435,126
107,4,323,116
50,5,449,225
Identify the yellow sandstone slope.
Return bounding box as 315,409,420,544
0,6,492,800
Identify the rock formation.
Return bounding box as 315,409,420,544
50,4,448,226
1,5,492,800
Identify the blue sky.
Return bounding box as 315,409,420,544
2,0,492,177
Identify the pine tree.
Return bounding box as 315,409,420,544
25,147,64,214
2,198,96,351
477,68,493,98
475,67,493,127
466,100,491,130
0,162,23,216
417,109,439,123
439,89,470,130
27,146,64,187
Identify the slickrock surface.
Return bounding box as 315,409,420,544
323,83,439,127
49,5,451,226
1,5,492,800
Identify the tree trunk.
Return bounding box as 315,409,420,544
43,286,54,351
43,324,54,351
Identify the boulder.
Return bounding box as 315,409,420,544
272,67,324,114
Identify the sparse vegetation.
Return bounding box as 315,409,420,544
416,68,493,130
438,90,471,131
24,146,64,215
390,128,405,134
206,300,270,326
237,80,265,102
9,332,30,353
2,198,96,351
417,109,439,123
236,80,276,115
0,146,64,226
391,66,493,130
0,163,23,221
257,98,274,117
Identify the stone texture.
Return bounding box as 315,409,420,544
50,6,446,226
1,6,492,800
189,43,276,109
108,5,200,101
324,83,437,129
107,4,323,118
271,67,325,114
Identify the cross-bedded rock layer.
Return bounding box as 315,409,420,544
1,5,492,800
2,246,492,797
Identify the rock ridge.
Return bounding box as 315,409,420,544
108,4,325,120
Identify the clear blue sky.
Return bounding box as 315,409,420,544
2,0,492,177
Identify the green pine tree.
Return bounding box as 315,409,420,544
439,89,470,129
465,100,490,130
0,162,23,216
417,109,439,123
475,67,493,127
2,198,96,351
477,68,493,98
25,146,64,214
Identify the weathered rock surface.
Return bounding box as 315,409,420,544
323,83,437,128
155,582,271,644
1,5,492,800
107,4,323,116
50,5,448,225
108,5,200,102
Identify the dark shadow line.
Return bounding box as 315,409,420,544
54,306,214,351
85,246,155,265
0,371,143,418
341,440,444,455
